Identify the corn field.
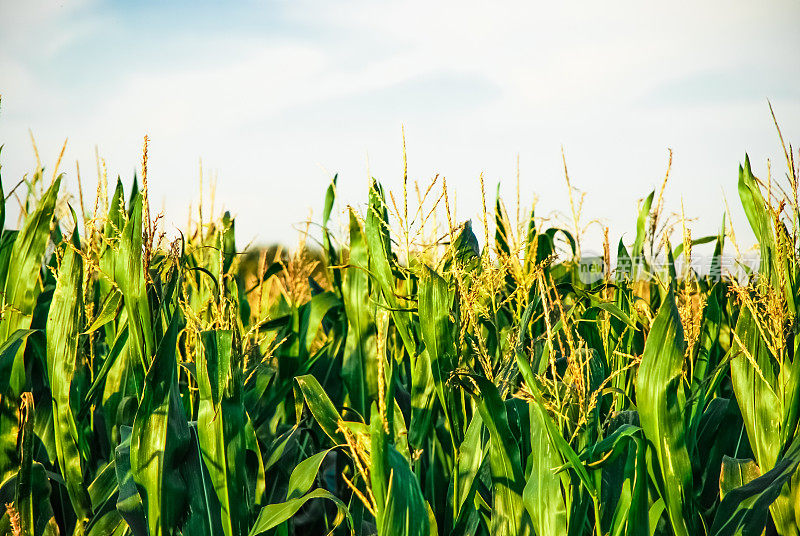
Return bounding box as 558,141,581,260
0,129,799,536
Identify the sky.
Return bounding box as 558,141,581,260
0,0,798,254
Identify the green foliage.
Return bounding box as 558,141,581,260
0,135,798,536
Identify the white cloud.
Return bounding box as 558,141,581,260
0,0,101,56
0,0,798,248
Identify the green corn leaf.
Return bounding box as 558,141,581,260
196,329,250,536
616,239,633,282
391,398,411,464
418,265,457,429
1,175,61,397
450,410,485,536
523,402,568,536
84,287,122,334
627,436,650,536
286,448,334,501
85,510,127,536
729,308,781,471
248,489,352,536
710,433,800,536
719,457,761,500
709,213,726,281
102,334,142,436
365,180,416,358
408,346,435,450
366,396,429,536
104,179,126,243
495,186,511,257
738,156,775,276
632,190,654,261
672,235,717,259
115,426,147,536
380,446,430,536
515,352,596,496
45,235,92,520
321,175,342,293
444,220,480,273
729,306,797,533
244,416,266,508
263,426,301,473
294,374,345,444
130,312,191,536
0,330,37,395
0,171,5,234
635,289,696,536
453,411,484,517
300,291,341,356
571,285,637,328
0,230,18,300
370,402,388,529
115,194,154,372
0,346,35,500
221,211,236,275
88,459,118,513
341,209,377,418
468,375,532,536
738,155,796,317
79,325,129,419
522,205,538,272
180,422,225,536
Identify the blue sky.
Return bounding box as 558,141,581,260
0,0,798,251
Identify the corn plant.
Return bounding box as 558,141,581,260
0,122,798,536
